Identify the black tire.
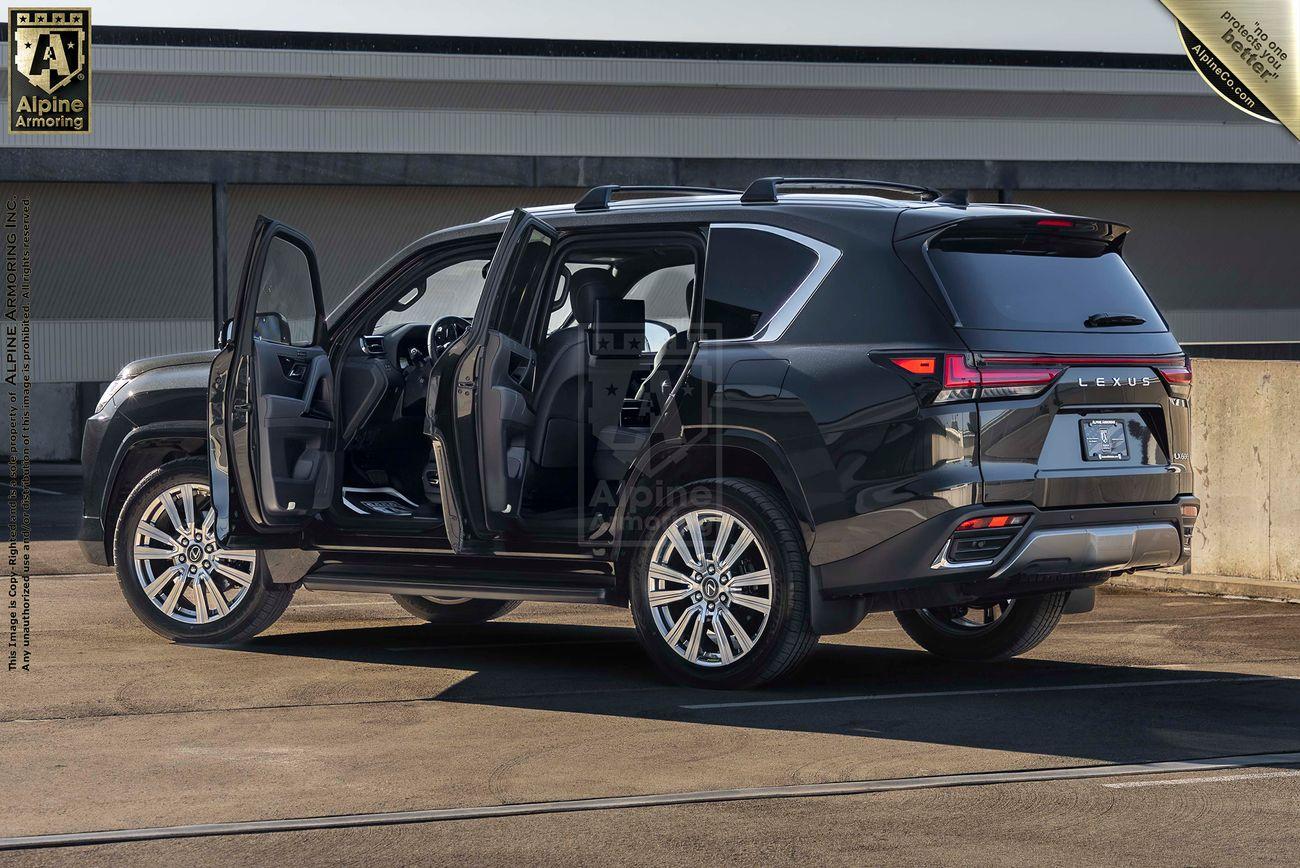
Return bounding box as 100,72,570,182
628,478,818,689
391,595,521,625
113,458,294,644
894,589,1070,661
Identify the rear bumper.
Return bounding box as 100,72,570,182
817,496,1198,606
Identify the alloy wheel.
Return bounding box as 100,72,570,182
647,508,773,668
130,482,258,625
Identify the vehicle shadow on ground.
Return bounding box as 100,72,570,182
240,619,1300,765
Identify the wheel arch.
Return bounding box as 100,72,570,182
610,428,815,576
102,424,207,564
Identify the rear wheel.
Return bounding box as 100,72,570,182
114,459,293,644
894,590,1069,661
391,595,521,625
629,478,818,689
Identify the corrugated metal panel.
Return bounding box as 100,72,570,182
64,45,1210,95
4,104,1296,162
0,183,212,321
33,319,212,382
1166,310,1300,344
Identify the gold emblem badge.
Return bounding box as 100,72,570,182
8,7,91,133
1160,1,1295,137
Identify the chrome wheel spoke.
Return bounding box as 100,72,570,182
727,569,770,589
192,577,209,624
215,550,257,564
719,607,753,656
213,561,253,587
729,591,771,616
684,608,706,662
138,522,181,554
712,611,734,665
134,543,178,561
718,528,754,575
160,575,186,614
180,484,197,535
664,604,700,647
664,525,701,571
649,563,697,589
684,513,706,565
648,586,694,607
201,508,216,536
711,515,734,562
143,565,183,598
161,494,185,539
202,575,230,617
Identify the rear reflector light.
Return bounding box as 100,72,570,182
891,357,936,375
1037,218,1074,228
957,514,1028,531
1181,504,1199,518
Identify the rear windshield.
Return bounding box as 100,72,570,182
927,236,1164,333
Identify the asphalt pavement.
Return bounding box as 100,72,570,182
2,482,1299,865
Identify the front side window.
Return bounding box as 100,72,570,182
256,236,317,346
374,258,489,331
701,227,818,339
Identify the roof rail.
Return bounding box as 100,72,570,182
740,177,941,205
573,184,739,212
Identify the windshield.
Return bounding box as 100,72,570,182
927,238,1164,334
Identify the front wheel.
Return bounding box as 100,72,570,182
894,590,1069,661
114,459,293,644
391,595,520,625
629,478,818,689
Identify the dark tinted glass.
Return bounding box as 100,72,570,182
928,239,1163,333
494,229,553,343
703,228,817,339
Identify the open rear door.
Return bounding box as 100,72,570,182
428,209,558,551
209,217,335,546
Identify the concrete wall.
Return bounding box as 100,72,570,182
1188,358,1300,585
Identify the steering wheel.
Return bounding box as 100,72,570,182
428,315,471,360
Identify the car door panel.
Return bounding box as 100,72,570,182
209,217,334,545
429,209,557,551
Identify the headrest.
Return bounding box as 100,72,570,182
589,298,646,358
569,268,623,324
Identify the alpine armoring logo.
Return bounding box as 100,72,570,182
1178,21,1279,124
8,7,91,133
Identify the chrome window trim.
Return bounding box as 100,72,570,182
695,223,842,345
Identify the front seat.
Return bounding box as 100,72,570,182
528,268,624,470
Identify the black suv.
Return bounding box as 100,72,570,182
80,179,1199,688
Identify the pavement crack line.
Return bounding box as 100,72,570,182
3,751,1300,851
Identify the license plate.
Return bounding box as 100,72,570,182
1081,419,1129,461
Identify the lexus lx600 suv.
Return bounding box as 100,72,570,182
79,179,1198,689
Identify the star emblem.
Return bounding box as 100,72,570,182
680,382,694,396
629,337,641,350
597,337,609,350
605,384,619,396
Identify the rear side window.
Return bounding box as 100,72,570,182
702,227,817,339
927,236,1163,333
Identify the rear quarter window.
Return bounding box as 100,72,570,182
702,227,818,339
927,235,1164,333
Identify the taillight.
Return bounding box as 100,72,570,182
1156,365,1192,386
887,353,1189,403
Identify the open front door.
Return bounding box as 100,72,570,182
428,209,558,551
209,216,335,546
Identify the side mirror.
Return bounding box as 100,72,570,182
252,311,291,344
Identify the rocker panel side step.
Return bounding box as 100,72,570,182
303,560,618,605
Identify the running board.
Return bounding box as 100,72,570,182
303,564,618,605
